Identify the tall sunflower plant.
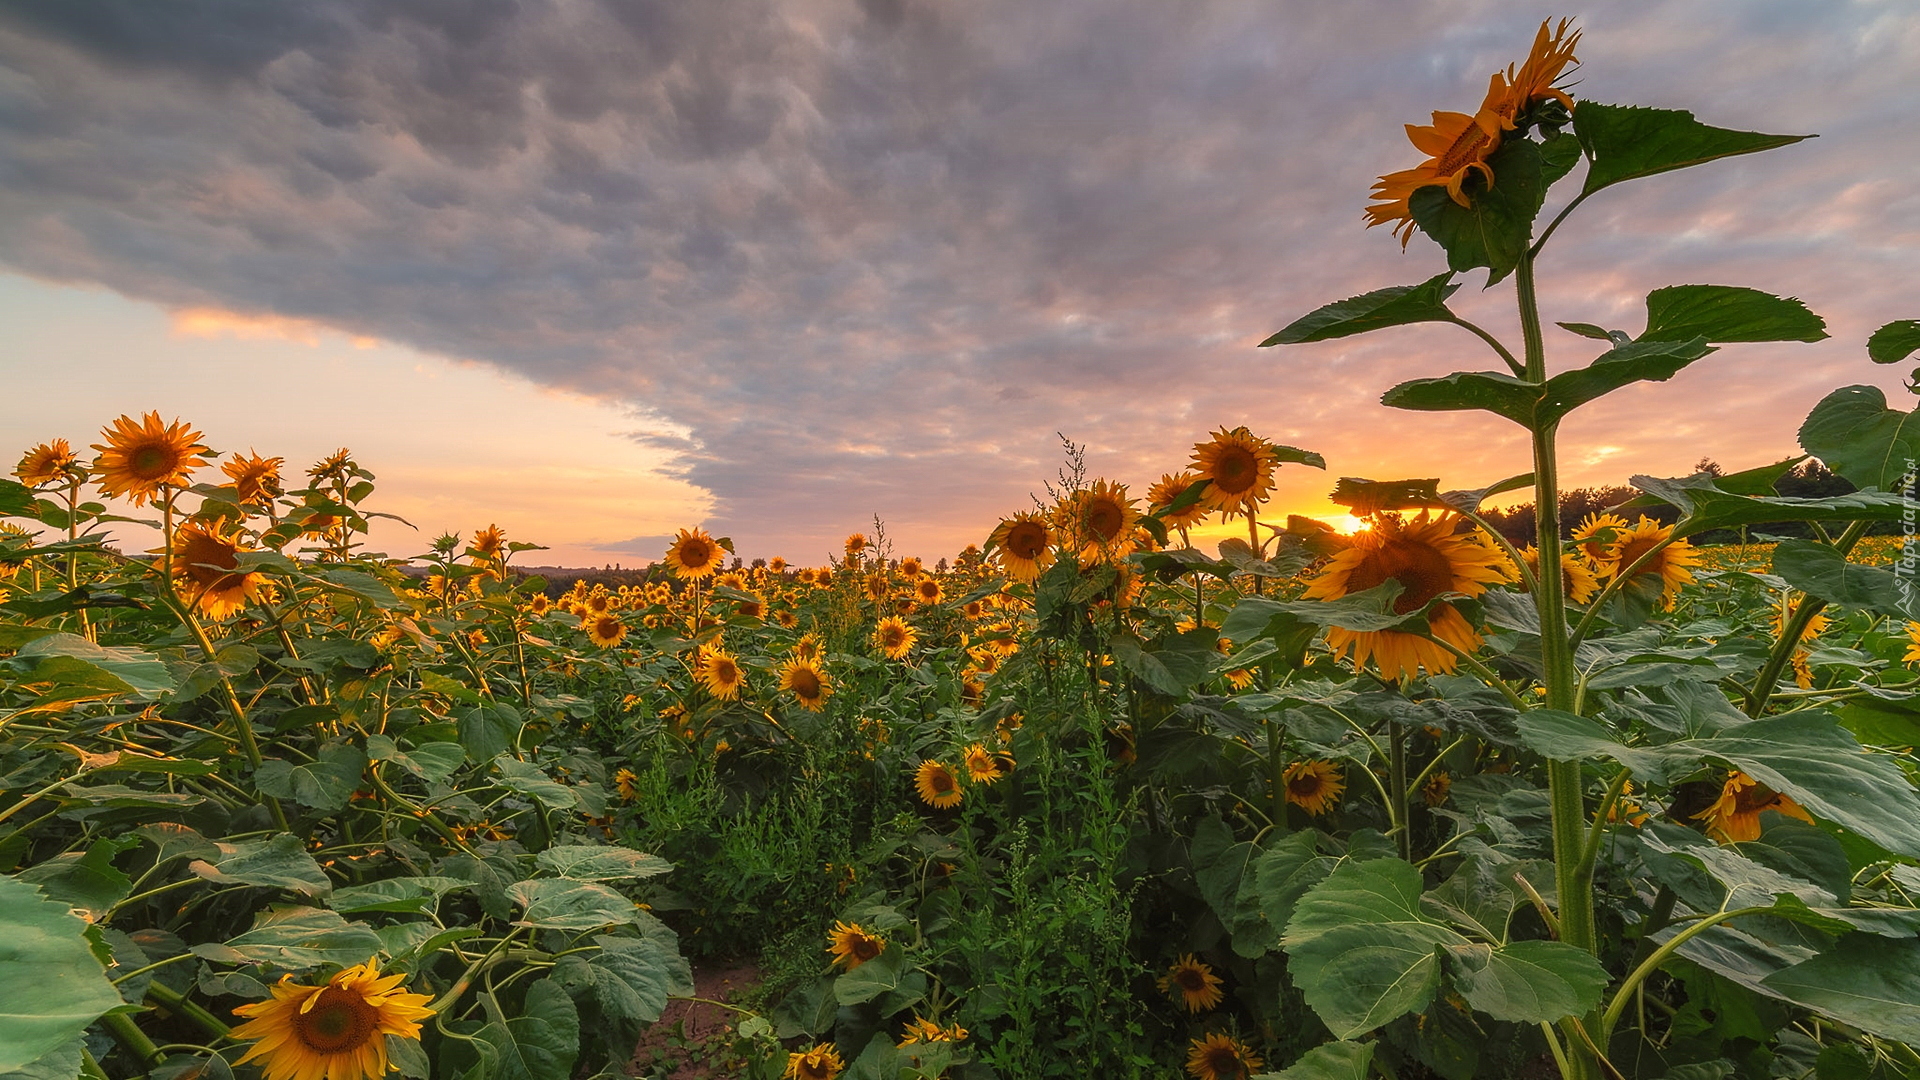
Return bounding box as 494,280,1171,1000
0,430,695,1080
1214,19,1920,1080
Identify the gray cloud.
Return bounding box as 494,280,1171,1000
1,0,1915,559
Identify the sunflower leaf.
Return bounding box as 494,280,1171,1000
1261,1040,1376,1080
1760,935,1920,1044
461,977,580,1080
1446,939,1609,1023
1537,337,1715,425
1629,471,1915,538
1264,272,1460,346
1798,385,1920,492
1867,319,1920,365
1640,285,1827,344
1771,539,1920,620
1409,139,1546,286
1283,857,1463,1038
0,876,123,1072
1329,477,1442,515
1380,370,1539,426
1573,103,1812,196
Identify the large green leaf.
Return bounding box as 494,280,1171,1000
1867,319,1920,366
366,735,464,786
188,835,332,897
1257,1040,1376,1080
15,836,137,923
1772,539,1920,620
552,929,692,1048
0,875,124,1071
1283,858,1461,1038
1630,471,1913,537
1760,935,1920,1043
255,743,367,813
1253,831,1338,936
0,1037,87,1080
492,757,577,810
317,569,405,609
1409,138,1546,285
1536,337,1715,425
192,905,383,969
1445,939,1608,1024
1573,102,1811,195
1694,714,1920,857
534,846,674,883
1798,385,1920,492
11,633,175,699
1263,273,1460,345
461,978,580,1080
1639,285,1827,344
329,877,470,915
1191,816,1277,958
1381,370,1539,426
460,705,523,762
506,879,638,931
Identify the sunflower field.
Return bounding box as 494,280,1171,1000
8,18,1920,1080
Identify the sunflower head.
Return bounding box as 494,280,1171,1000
785,1043,846,1080
780,657,832,712
665,527,724,580
169,520,266,620
230,957,434,1080
1185,1032,1262,1080
914,759,963,809
899,556,924,579
1693,771,1814,844
696,646,746,700
1148,470,1211,531
874,616,917,661
1571,513,1631,569
845,533,868,559
988,511,1055,582
1190,428,1277,515
1612,517,1699,610
614,767,639,801
914,577,944,606
1157,954,1225,1013
220,451,284,507
1520,545,1600,605
16,439,83,487
826,921,885,970
962,743,1004,784
1060,479,1138,563
585,612,627,648
307,448,358,482
471,524,506,559
92,413,212,506
1283,760,1345,816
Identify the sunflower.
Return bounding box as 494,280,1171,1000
899,556,924,579
1190,428,1277,515
1694,771,1814,844
471,524,506,559
1612,517,1700,609
585,613,627,648
959,677,986,708
1222,668,1256,691
91,412,211,506
528,593,551,616
813,567,834,588
845,533,868,559
874,616,917,661
1062,479,1138,563
1302,511,1514,682
696,647,746,700
784,1043,846,1080
914,759,963,809
16,439,81,487
1422,770,1453,807
307,448,356,481
220,451,284,507
780,657,833,712
585,591,613,615
664,527,724,580
1905,622,1920,663
614,767,639,801
1364,20,1579,246
793,632,825,661
1570,513,1631,570
1158,954,1225,1013
734,593,765,620
988,512,1055,583
865,573,893,602
826,921,886,971
1283,760,1345,816
717,570,748,590
797,566,818,586
1185,1032,1262,1080
229,957,434,1080
962,743,1004,784
170,521,267,620
1148,470,1211,532
897,1016,969,1045
1520,545,1600,604
914,577,944,606
775,607,800,629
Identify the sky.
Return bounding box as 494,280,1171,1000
1,0,1916,567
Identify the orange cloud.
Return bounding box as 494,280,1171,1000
170,307,378,349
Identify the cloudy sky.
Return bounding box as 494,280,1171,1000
2,0,1915,566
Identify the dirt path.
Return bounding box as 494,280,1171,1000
629,960,763,1079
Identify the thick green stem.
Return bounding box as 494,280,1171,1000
1602,907,1774,1039
1743,519,1870,717
145,980,233,1040
102,1009,165,1068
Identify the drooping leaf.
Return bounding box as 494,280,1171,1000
254,743,367,813
1772,539,1920,620
1381,369,1539,426
1445,939,1609,1023
1190,816,1276,958
1330,477,1443,515
460,705,523,762
1798,385,1920,492
1866,319,1920,365
1760,935,1920,1043
535,845,674,883
506,879,639,931
552,929,692,1047
492,756,578,810
1574,102,1811,195
1261,1040,1376,1080
1639,285,1827,344
1692,713,1920,857
1630,471,1914,537
15,836,137,923
365,735,464,785
192,905,382,969
1264,273,1460,345
317,569,405,609
461,978,580,1080
329,877,470,915
832,944,906,1005
1252,831,1336,936
1409,138,1547,285
1283,858,1462,1038
0,875,124,1071
189,835,332,896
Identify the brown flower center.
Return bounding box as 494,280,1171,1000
1210,447,1258,494
789,668,821,698
292,986,380,1054
1175,967,1207,992
1085,498,1125,542
851,935,881,961
1288,773,1325,798
130,443,179,481
1345,538,1455,614
679,539,711,567
1007,521,1049,559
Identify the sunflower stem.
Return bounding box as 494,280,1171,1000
1388,719,1410,861
1266,720,1290,835
1743,519,1868,717
144,980,233,1040
101,1009,166,1068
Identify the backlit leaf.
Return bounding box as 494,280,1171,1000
1640,285,1827,344
1265,273,1460,345
1574,102,1811,195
